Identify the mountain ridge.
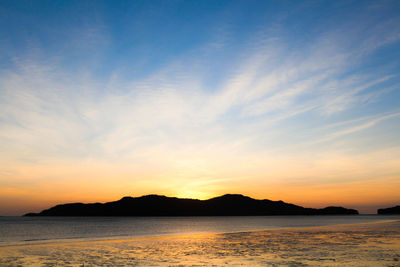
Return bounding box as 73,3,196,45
24,194,359,216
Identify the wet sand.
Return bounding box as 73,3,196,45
1,220,399,266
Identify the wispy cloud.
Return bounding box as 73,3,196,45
307,112,400,146
1,13,399,164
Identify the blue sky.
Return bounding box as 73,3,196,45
0,0,399,215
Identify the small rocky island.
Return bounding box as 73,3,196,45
377,205,400,214
24,194,358,216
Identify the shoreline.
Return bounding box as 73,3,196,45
1,218,399,248
1,220,399,266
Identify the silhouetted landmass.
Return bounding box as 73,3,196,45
24,194,358,216
377,205,400,214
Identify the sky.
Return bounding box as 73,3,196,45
0,0,399,215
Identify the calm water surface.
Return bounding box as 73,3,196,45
0,215,399,246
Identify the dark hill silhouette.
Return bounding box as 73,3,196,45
24,194,358,216
377,205,400,214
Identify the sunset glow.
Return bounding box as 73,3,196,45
1,1,400,215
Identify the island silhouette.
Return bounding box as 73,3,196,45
378,205,400,214
24,194,358,216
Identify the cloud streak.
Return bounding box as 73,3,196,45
1,11,399,162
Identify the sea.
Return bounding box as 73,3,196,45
1,215,399,246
